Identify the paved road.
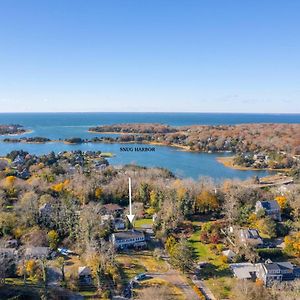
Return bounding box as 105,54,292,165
192,279,216,300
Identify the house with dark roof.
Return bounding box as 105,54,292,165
39,203,53,221
231,260,296,286
255,200,281,221
111,230,146,250
78,266,92,285
239,228,264,248
256,260,295,286
114,218,126,230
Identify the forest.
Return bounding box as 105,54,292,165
89,123,300,155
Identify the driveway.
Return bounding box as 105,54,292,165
192,278,216,300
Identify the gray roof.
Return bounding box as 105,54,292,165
260,200,280,211
101,204,123,213
222,249,236,258
0,248,16,257
78,266,91,276
264,261,294,272
25,247,49,258
242,228,261,239
230,263,257,279
113,230,144,241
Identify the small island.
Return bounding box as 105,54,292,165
0,124,28,135
3,137,51,143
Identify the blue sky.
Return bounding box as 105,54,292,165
0,0,299,113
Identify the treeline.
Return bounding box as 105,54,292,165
89,123,177,134
1,156,299,249
3,137,51,143
89,123,300,155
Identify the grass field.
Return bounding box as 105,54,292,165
117,250,169,284
135,278,186,300
134,218,153,228
204,277,237,299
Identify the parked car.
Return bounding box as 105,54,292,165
134,273,147,281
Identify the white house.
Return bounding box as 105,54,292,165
111,230,146,250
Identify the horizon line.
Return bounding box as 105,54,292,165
0,111,300,115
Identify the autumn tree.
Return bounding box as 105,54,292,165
284,232,300,257
85,241,116,292
195,190,219,213
47,230,59,250
56,257,66,282
16,191,39,227
169,239,195,273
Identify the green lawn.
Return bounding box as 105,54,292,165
189,228,210,259
189,221,234,299
134,218,153,228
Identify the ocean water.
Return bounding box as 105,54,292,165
0,112,299,180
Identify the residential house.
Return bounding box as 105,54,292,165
230,260,296,286
114,218,126,230
39,203,52,219
255,200,281,221
239,228,264,248
17,169,30,179
222,249,236,261
100,204,124,218
12,155,25,167
0,248,17,259
100,214,126,230
256,259,295,286
254,153,268,161
111,230,146,250
230,263,257,280
25,247,50,259
4,239,18,248
78,266,92,285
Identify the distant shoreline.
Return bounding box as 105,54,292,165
0,137,289,173
216,156,290,172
